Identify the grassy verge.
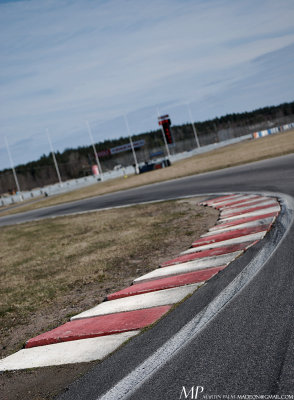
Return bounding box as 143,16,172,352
1,129,294,217
0,198,218,400
0,198,218,359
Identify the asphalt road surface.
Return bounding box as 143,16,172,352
0,154,293,227
1,154,294,399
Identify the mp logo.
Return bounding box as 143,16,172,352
180,386,205,399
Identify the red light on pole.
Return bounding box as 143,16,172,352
158,115,173,144
163,123,173,144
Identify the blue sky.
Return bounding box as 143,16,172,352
0,0,294,170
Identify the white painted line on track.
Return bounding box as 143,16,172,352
71,284,201,320
181,231,267,254
0,331,139,371
133,252,241,283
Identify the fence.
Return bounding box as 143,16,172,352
252,122,294,138
0,135,252,207
1,119,293,207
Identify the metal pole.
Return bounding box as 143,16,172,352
86,121,104,181
157,108,171,159
46,129,62,186
187,103,200,148
4,136,23,201
124,114,139,174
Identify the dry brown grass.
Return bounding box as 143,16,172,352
0,198,218,358
2,130,292,399
1,129,294,217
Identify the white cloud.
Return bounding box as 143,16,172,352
0,0,294,168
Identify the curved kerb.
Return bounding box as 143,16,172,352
0,192,293,390
97,191,294,400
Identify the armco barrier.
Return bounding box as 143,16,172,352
253,122,294,139
1,125,292,207
0,136,251,207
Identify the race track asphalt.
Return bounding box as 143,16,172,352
0,153,293,227
1,153,293,399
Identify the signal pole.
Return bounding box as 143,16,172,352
4,136,23,201
157,108,171,158
124,114,139,174
86,121,103,181
46,129,62,186
187,102,200,148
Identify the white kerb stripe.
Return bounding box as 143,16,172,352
218,197,268,210
181,231,267,254
220,200,277,216
0,332,139,371
133,252,241,284
202,217,274,236
206,195,253,207
219,205,280,223
71,283,201,320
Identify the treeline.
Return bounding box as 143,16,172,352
1,101,294,193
